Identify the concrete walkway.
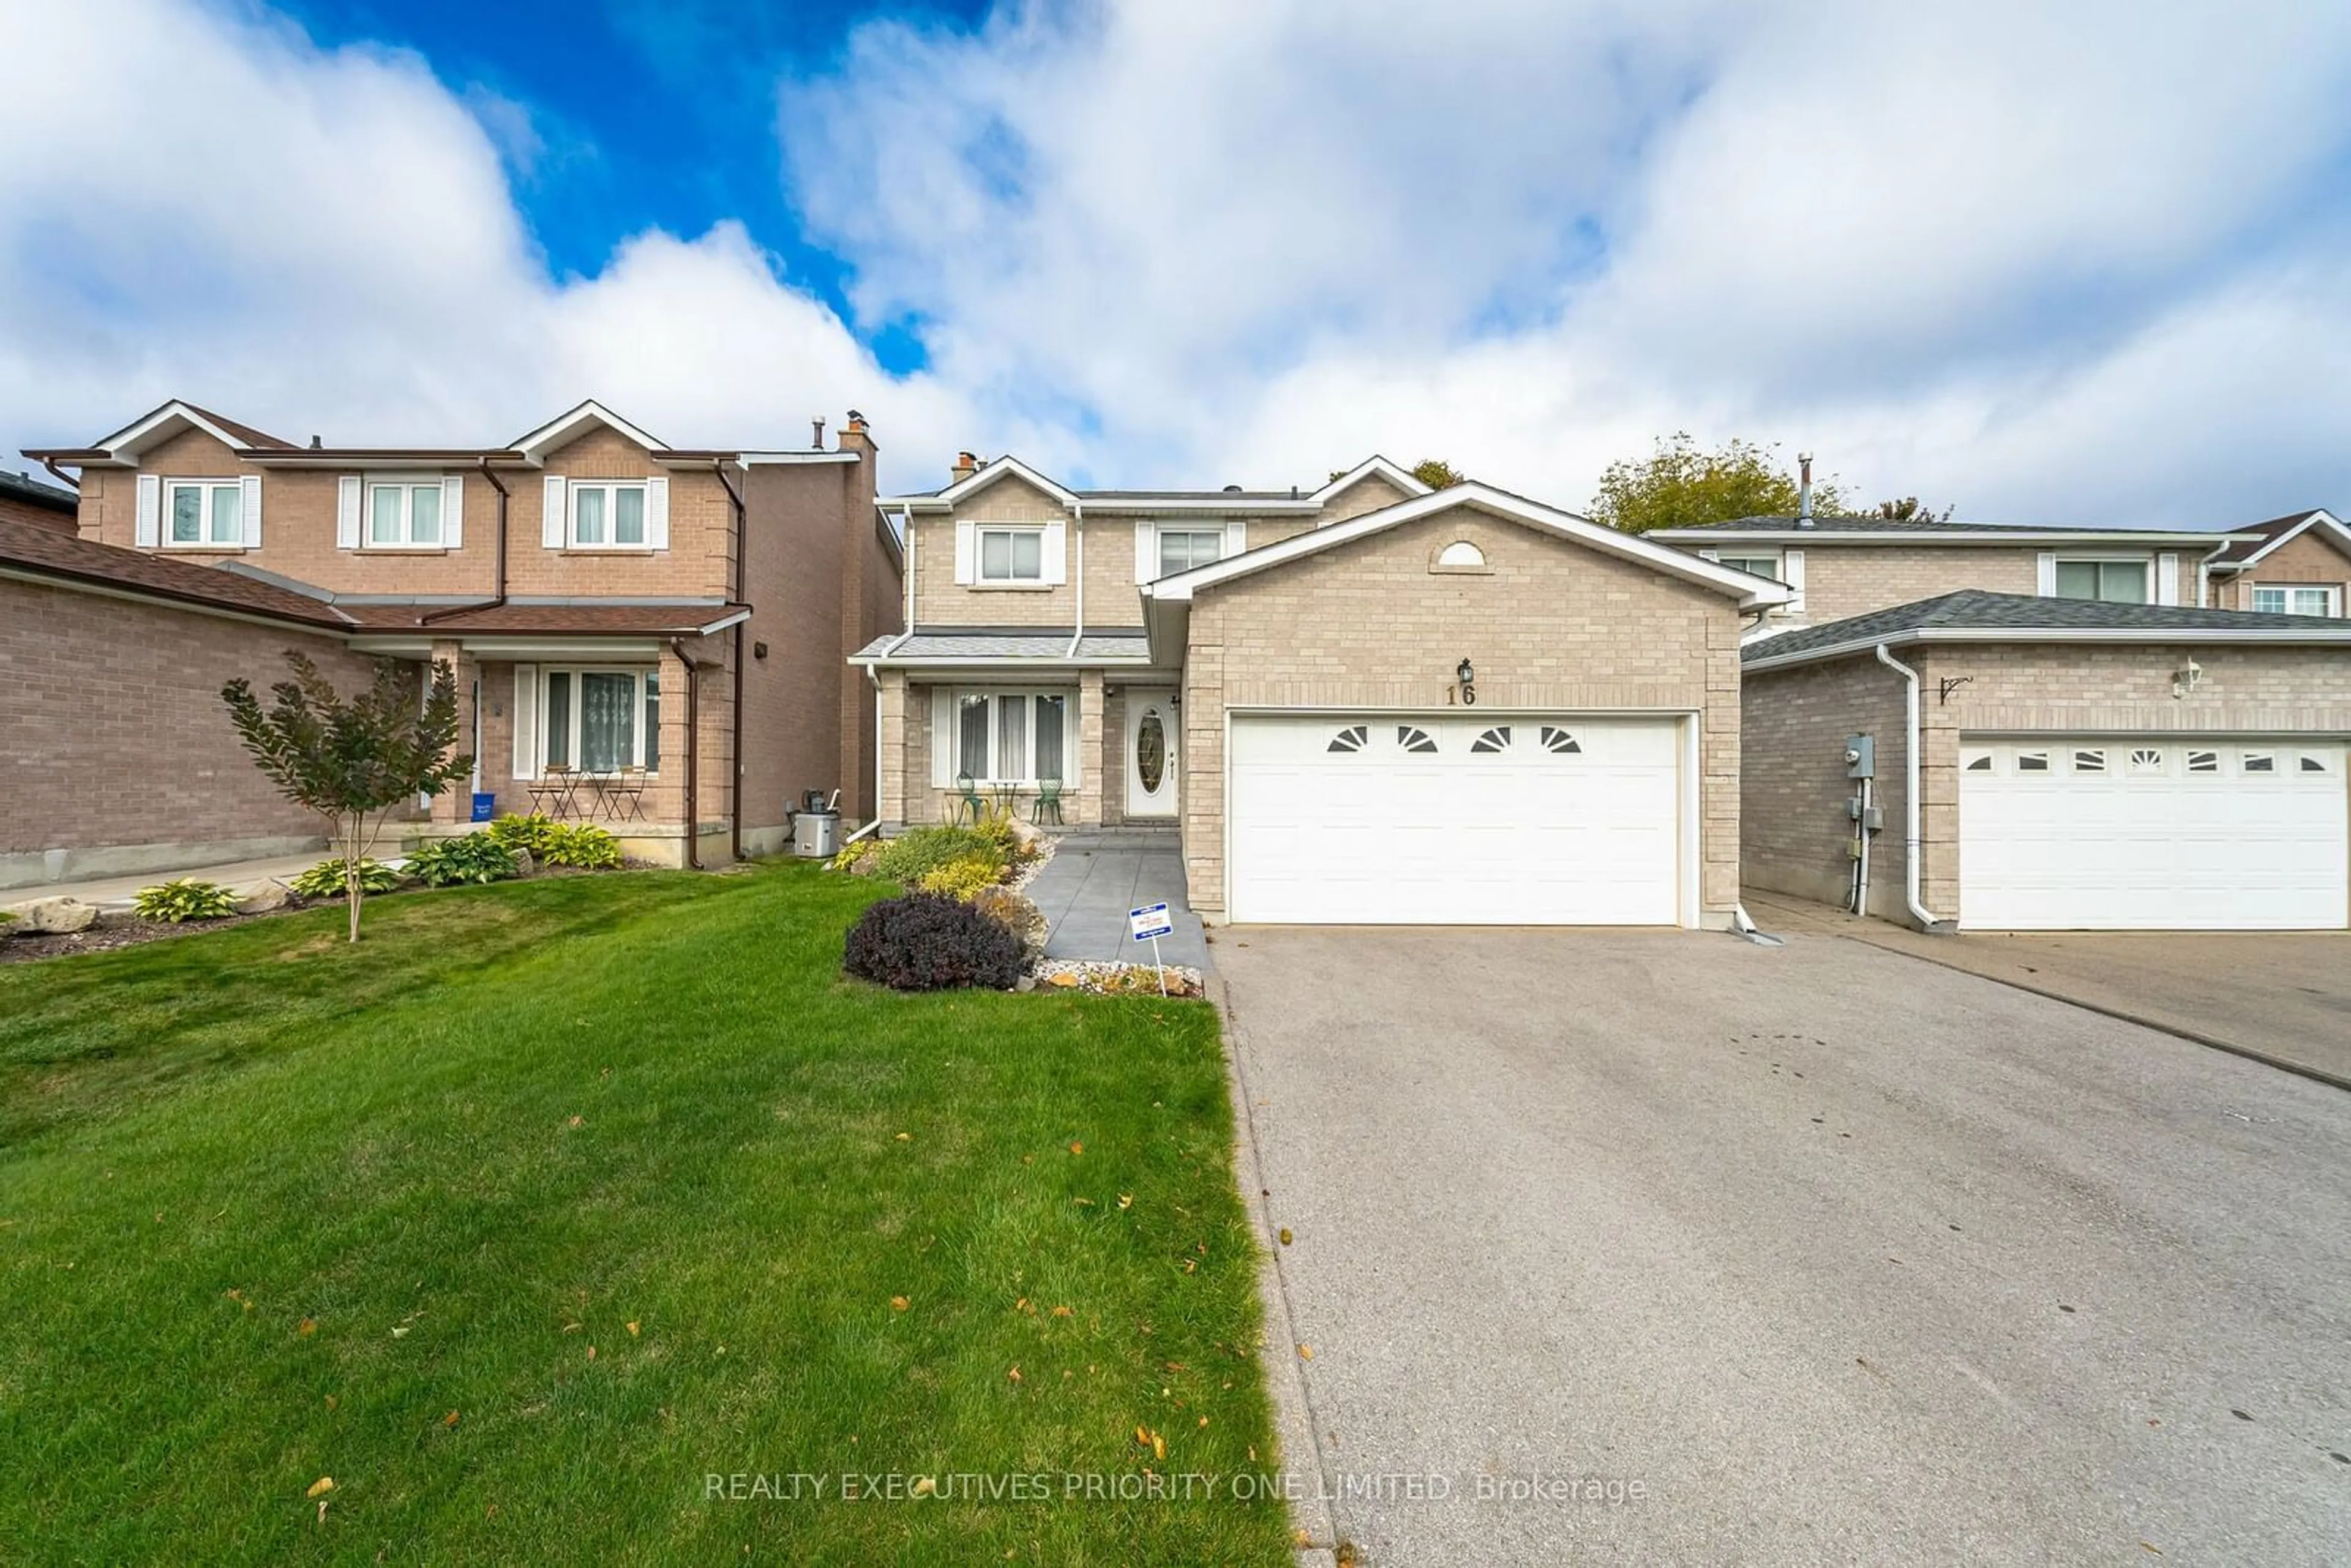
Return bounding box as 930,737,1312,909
1746,890,2351,1089
1,852,326,912
1024,835,1208,967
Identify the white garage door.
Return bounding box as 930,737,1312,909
1227,713,1684,925
1959,738,2349,930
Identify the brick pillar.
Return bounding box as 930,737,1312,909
428,640,476,826
653,646,694,836
877,670,909,827
1078,669,1105,825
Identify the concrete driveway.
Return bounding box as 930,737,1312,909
1215,926,2351,1566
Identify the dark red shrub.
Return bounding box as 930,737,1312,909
843,893,1025,992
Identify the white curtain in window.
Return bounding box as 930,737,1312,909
580,672,635,771
997,696,1028,781
958,696,990,779
1033,696,1066,781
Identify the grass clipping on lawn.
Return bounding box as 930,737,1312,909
0,863,1291,1565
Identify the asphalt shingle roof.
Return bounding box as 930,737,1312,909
1745,590,2351,663
852,628,1153,661
0,516,351,628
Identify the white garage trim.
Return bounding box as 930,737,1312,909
1958,734,2350,930
1221,707,1701,927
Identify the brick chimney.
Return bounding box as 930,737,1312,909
951,451,979,484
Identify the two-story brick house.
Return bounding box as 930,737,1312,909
854,454,1789,928
10,399,898,887
1649,512,2351,932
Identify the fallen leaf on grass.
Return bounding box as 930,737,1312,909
567,1116,583,1129
1050,1305,1073,1318
626,1321,640,1337
1016,1297,1032,1313
1068,1141,1084,1155
298,1318,317,1335
390,1326,410,1339
587,1345,596,1360
1117,1194,1133,1210
443,1410,460,1428
306,1477,336,1499
890,1296,910,1312
1007,1366,1022,1383
894,1131,912,1142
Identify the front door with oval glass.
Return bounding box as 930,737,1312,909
1125,692,1178,817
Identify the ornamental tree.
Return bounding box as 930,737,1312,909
221,652,473,942
1590,433,1845,533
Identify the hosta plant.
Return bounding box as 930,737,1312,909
406,833,520,887
290,858,403,900
132,879,239,924
539,823,623,870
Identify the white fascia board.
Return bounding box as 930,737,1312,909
937,456,1080,508
847,653,1157,670
1744,623,2351,673
95,400,263,459
508,400,668,460
1310,455,1433,505
1076,497,1321,514
735,451,863,466
877,494,954,511
1649,527,2260,547
2221,509,2350,570
1143,483,1793,609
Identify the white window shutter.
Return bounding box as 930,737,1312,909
931,688,955,787
336,476,361,548
2156,551,2179,606
512,665,539,781
1697,547,1719,561
1041,520,1067,583
645,476,670,549
1223,519,1246,560
2036,551,2057,595
135,474,160,547
240,474,263,547
442,475,465,550
1782,547,1805,612
1134,521,1155,583
954,520,976,583
542,475,567,549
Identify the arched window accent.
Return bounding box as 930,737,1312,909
1539,726,1581,754
1327,724,1369,753
2128,748,2163,774
1435,540,1486,569
1470,726,1513,754
1397,725,1438,754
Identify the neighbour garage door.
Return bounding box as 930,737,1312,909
1959,738,2349,930
1227,713,1684,925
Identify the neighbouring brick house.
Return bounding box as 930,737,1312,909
10,400,899,889
854,457,1785,928
2204,509,2351,617
0,468,78,535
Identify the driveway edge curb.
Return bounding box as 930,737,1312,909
1207,967,1344,1568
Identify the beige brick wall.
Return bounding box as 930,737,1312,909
1724,542,2230,630
1738,656,1911,917
81,427,737,601
2213,530,2351,612
1745,642,2351,926
2,576,422,869
1179,505,1742,922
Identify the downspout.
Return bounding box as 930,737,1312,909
1875,643,1945,931
713,460,748,863
419,459,510,626
849,664,887,843
1065,500,1086,658
669,637,703,870
38,457,79,492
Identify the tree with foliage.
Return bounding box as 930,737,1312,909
1872,496,1955,522
1589,433,1845,533
222,653,473,942
1411,458,1466,489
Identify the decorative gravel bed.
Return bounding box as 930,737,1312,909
1022,955,1205,998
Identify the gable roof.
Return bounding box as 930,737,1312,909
507,400,670,462
1743,588,2351,671
878,454,1434,515
23,399,298,467
1137,481,1791,661
1308,456,1433,507
1651,515,2252,547
932,454,1081,509
2203,509,2351,571
0,514,351,629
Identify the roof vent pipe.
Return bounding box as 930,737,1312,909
812,417,826,450
1797,453,1814,528
309,435,323,449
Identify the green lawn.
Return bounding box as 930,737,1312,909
0,865,1291,1564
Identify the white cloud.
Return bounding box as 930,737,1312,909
782,0,2351,520
0,0,969,486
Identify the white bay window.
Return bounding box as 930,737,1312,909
937,689,1074,784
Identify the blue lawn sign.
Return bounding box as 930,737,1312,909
1130,902,1174,995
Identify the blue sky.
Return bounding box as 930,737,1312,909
5,0,2351,519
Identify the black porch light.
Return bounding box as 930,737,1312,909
1457,656,1475,688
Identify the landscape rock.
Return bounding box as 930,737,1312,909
231,880,288,914
9,897,97,934
512,849,536,876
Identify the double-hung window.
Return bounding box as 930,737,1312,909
540,667,660,773
1157,528,1225,577
369,480,443,547
2251,584,2341,617
978,527,1045,582
1714,552,1780,581
571,481,650,548
2052,558,2148,602
951,691,1070,783
167,479,243,546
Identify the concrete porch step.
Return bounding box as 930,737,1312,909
1046,828,1182,851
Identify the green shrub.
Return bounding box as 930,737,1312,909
132,879,239,923
871,826,1007,887
967,886,1048,954
486,811,561,859
289,857,403,899
540,822,623,870
407,832,520,887
915,855,1007,900
828,839,882,875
